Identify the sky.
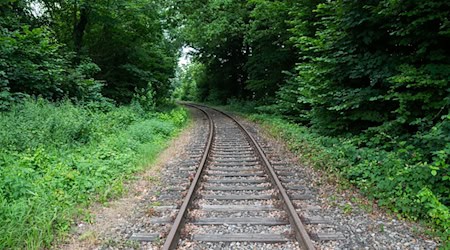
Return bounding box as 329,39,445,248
178,46,195,68
29,1,45,17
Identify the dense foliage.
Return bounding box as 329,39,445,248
173,62,205,101
0,3,102,109
170,0,450,241
0,99,187,248
1,0,177,105
167,0,298,103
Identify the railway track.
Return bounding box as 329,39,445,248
130,104,344,249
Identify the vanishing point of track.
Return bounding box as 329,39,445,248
129,104,345,249
163,104,314,249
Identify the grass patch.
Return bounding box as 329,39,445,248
0,99,188,249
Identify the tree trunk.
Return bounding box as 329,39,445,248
74,2,90,60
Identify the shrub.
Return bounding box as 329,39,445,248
0,100,188,249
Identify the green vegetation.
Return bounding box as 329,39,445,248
0,99,187,248
1,0,176,106
168,0,449,243
173,62,205,102
1,1,186,248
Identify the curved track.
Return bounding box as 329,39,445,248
163,104,314,249
128,104,345,249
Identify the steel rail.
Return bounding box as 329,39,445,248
162,104,214,250
194,104,315,250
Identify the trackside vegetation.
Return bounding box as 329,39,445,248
247,113,449,241
0,99,187,249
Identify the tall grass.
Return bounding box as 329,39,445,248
0,99,188,249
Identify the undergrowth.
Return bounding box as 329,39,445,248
0,99,188,249
245,114,449,245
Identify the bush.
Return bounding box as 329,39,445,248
0,100,188,249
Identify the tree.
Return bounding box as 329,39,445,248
40,0,178,103
0,0,102,109
245,0,297,101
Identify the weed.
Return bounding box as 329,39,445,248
124,240,141,249
359,203,374,214
341,203,353,214
151,201,162,207
146,207,160,217
351,197,360,203
83,211,94,224
329,195,337,201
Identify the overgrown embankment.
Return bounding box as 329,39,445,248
0,100,187,249
253,114,448,242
